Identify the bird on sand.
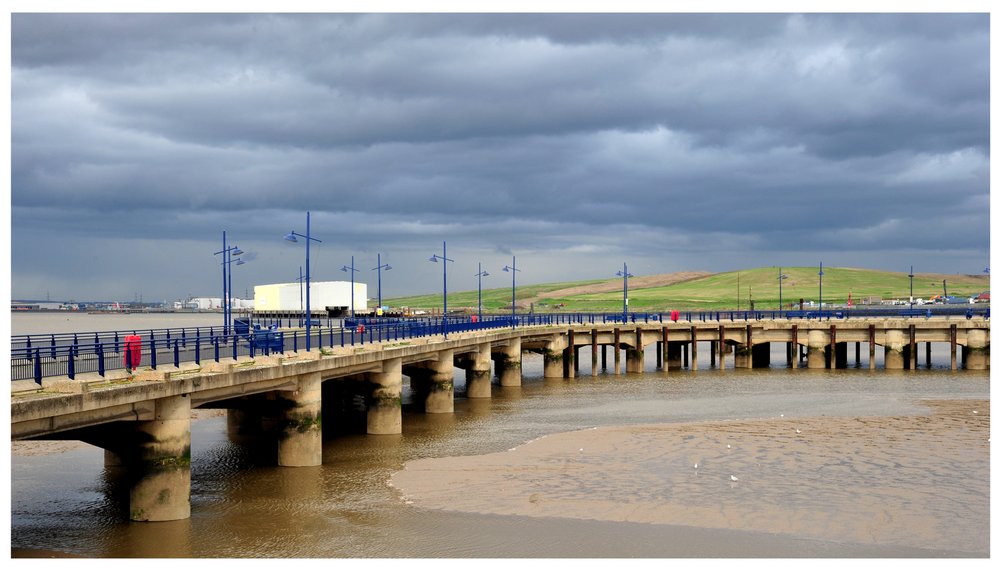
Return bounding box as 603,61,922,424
730,475,739,482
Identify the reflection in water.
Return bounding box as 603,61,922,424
11,361,990,558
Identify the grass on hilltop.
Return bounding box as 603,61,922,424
384,267,989,312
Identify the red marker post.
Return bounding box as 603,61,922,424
124,335,142,373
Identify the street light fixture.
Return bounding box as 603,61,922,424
616,263,633,322
341,255,359,318
475,263,490,320
284,211,322,351
371,253,392,312
214,230,244,335
502,256,520,328
778,268,789,313
818,262,824,319
908,265,914,312
429,241,454,339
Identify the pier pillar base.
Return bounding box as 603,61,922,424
807,330,830,369
493,338,522,387
884,330,905,370
965,330,989,370
666,342,683,369
625,347,644,374
465,343,492,398
734,344,751,368
368,358,402,434
128,394,191,522
425,349,455,413
276,372,323,465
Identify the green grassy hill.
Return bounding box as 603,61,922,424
385,267,989,312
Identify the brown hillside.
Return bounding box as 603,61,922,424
524,271,713,304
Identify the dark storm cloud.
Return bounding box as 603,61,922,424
9,12,990,301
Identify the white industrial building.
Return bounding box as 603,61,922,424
254,281,367,315
181,297,254,311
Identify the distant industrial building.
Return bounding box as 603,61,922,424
179,297,253,311
254,281,367,317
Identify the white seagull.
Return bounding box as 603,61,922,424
730,475,739,482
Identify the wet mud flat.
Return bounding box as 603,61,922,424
391,399,990,556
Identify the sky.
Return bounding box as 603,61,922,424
7,5,992,303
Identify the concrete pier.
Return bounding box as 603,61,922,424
425,349,455,413
129,394,191,522
807,329,829,369
493,338,522,387
277,371,323,465
367,359,402,435
465,343,492,398
11,316,989,524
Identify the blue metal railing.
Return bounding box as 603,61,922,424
12,308,988,384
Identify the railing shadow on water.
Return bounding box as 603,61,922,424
11,308,988,385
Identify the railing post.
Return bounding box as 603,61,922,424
68,346,75,380
294,330,298,353
97,342,105,377
232,335,238,361
195,336,201,365
214,336,220,362
151,338,157,370
34,348,42,384
50,334,56,359
174,340,180,368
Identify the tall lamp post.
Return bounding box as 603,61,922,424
284,211,322,351
341,255,359,318
228,256,246,325
908,265,914,312
475,263,490,319
616,263,633,321
429,241,454,339
503,256,520,328
214,230,243,335
777,268,789,314
371,253,392,313
818,262,824,319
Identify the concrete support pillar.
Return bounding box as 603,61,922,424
465,343,492,398
925,341,931,368
276,372,323,465
790,325,798,369
574,345,581,373
965,329,989,370
591,329,598,376
869,324,876,370
683,343,689,368
909,325,917,370
494,338,522,387
718,325,726,370
710,341,716,367
662,327,669,372
613,328,621,375
656,341,663,368
368,358,403,434
543,342,564,379
884,329,906,370
601,344,607,370
624,327,644,374
129,394,191,522
563,330,576,378
734,344,750,368
689,327,698,371
807,329,830,369
426,349,455,413
828,325,837,369
950,324,957,371
855,342,861,367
